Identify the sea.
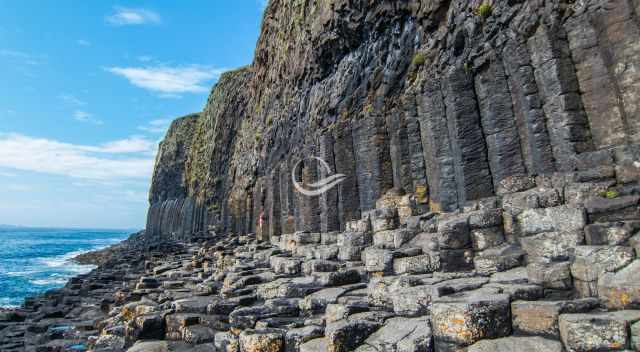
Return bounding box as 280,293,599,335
0,227,131,308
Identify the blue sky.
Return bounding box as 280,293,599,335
0,1,265,229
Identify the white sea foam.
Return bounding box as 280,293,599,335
31,278,68,286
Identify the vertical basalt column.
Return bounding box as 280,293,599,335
502,39,555,175
279,160,296,234
352,113,394,211
292,160,304,232
404,92,429,206
268,167,281,237
387,108,412,193
565,12,627,148
252,182,265,239
591,0,640,143
300,158,321,232
319,133,340,232
443,66,494,205
333,120,360,229
246,194,254,235
474,56,527,186
529,24,593,170
417,76,459,212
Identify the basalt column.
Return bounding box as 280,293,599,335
403,92,429,206
443,67,494,205
268,167,281,237
319,133,340,232
333,120,361,229
387,108,412,193
529,24,593,170
352,113,394,212
474,55,527,187
502,38,555,176
416,76,459,212
279,160,296,234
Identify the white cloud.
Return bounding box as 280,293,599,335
73,110,104,125
137,55,153,62
59,93,86,106
0,171,16,177
77,39,91,47
0,49,43,65
106,7,161,26
0,133,155,180
138,119,171,134
106,65,225,94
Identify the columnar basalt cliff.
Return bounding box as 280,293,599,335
147,0,640,241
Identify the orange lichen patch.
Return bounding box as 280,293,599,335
430,201,442,213
619,291,631,307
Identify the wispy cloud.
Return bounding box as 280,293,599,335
0,170,16,177
138,119,171,134
0,133,155,180
0,49,44,65
137,55,153,62
77,39,91,47
73,110,104,125
106,7,161,26
59,93,86,106
106,65,225,94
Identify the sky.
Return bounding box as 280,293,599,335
0,1,265,229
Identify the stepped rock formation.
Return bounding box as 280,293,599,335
4,0,640,351
146,0,640,241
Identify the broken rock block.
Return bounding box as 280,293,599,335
325,319,381,352
373,229,416,249
527,261,573,290
470,226,505,251
515,205,586,236
257,277,320,300
520,230,584,262
467,336,563,352
368,208,399,233
559,310,640,351
575,246,636,275
353,316,432,352
431,292,511,350
473,244,524,274
511,298,599,337
584,221,640,245
285,325,324,352
437,215,471,249
439,249,474,272
182,324,216,344
215,331,239,352
239,329,285,352
598,260,640,309
393,253,439,275
585,195,640,223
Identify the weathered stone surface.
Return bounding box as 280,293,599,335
585,195,640,223
599,260,640,309
527,262,573,290
570,246,635,282
285,325,324,352
431,292,511,349
520,230,584,262
511,298,599,337
354,316,432,352
325,320,381,352
467,336,563,352
516,206,586,236
559,310,640,351
393,254,439,275
239,329,285,352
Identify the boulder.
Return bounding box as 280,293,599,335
354,316,433,352
239,329,285,352
598,260,640,309
559,310,640,351
431,292,511,349
511,298,599,337
467,336,563,352
325,319,381,352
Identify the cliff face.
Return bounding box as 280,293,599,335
146,0,640,241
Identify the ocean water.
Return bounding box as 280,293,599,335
0,228,130,307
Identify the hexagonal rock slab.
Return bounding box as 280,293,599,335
511,298,599,337
354,316,433,352
325,319,382,352
239,329,285,352
467,336,563,352
431,292,511,350
559,310,640,351
598,260,640,309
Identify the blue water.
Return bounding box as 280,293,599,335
0,228,130,307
